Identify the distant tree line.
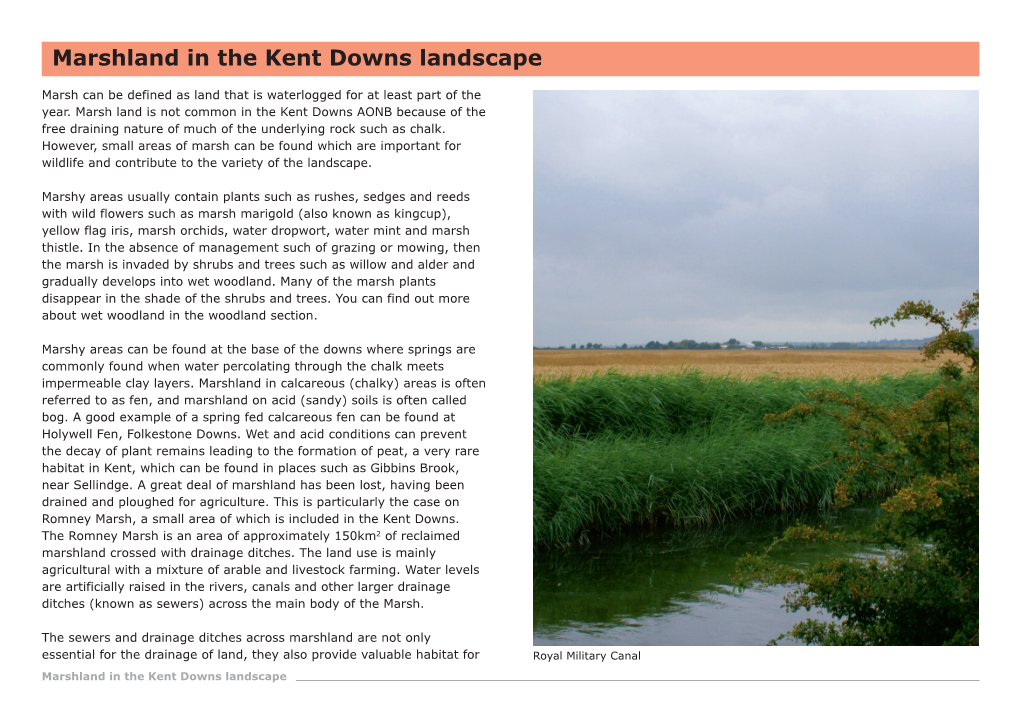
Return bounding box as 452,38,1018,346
534,329,976,351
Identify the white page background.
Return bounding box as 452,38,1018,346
3,1,1010,717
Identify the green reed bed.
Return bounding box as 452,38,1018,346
533,372,938,548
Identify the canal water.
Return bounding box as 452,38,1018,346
534,504,883,646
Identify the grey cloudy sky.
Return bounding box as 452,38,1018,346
533,91,978,346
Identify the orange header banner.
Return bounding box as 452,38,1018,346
42,42,978,77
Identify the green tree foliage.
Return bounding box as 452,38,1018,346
735,293,978,645
644,339,724,350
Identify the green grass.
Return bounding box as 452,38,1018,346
533,372,938,548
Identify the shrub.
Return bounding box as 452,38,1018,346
735,293,979,645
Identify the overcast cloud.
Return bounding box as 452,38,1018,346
533,91,978,346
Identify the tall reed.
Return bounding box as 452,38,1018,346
533,372,937,547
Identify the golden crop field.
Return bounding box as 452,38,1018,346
534,349,950,381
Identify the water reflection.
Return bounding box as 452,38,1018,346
534,504,883,646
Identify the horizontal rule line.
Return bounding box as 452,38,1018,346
294,679,980,683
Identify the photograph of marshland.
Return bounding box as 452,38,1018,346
533,91,978,646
